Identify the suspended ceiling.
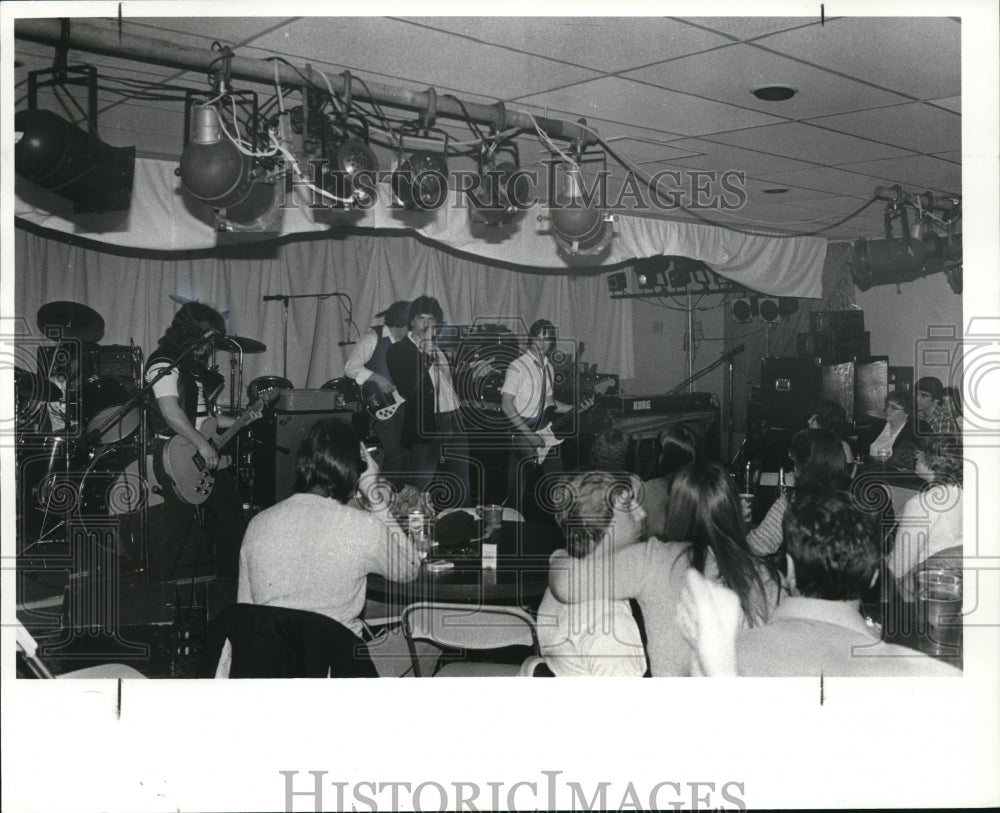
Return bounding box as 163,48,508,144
12,13,962,242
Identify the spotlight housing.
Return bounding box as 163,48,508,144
322,113,379,207
14,66,135,214
469,143,530,227
731,297,757,323
391,150,450,211
550,164,613,257
607,271,628,293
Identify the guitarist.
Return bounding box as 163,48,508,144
501,319,592,514
145,303,259,579
343,299,409,486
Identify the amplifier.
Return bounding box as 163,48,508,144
809,310,866,335
797,330,871,359
593,391,715,417
91,345,137,379
274,389,343,412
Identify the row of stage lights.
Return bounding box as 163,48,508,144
14,56,615,258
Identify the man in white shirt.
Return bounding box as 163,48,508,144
344,300,409,485
501,319,576,513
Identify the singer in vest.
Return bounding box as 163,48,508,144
144,303,259,579
386,296,470,503
344,300,409,487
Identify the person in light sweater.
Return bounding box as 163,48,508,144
236,419,421,639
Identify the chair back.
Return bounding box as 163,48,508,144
213,604,377,678
401,602,539,677
518,655,555,677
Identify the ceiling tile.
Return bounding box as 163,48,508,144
806,103,960,155
752,166,885,198
662,138,814,176
624,42,909,119
710,121,912,164
679,17,819,41
755,17,961,100
517,76,785,136
929,96,961,114
834,154,962,192
401,17,733,74
242,18,601,102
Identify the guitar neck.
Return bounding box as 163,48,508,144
211,411,254,450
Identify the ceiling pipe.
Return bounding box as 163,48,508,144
14,18,592,143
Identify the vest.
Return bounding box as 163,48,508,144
364,325,394,382
146,346,222,437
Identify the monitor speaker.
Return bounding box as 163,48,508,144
251,407,356,508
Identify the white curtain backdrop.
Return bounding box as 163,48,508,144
15,157,828,298
13,226,635,405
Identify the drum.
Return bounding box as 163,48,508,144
247,375,292,403
321,377,360,403
80,376,141,445
79,446,163,517
18,436,73,517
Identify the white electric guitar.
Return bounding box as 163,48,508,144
160,389,278,505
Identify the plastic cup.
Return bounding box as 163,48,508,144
914,569,962,658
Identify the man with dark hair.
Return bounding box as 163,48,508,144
500,319,579,512
916,375,959,435
236,419,419,637
386,296,470,502
144,302,260,578
735,492,959,676
344,299,410,484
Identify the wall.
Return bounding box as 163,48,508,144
853,271,964,387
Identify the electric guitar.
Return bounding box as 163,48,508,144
361,379,405,421
511,376,616,461
160,389,278,505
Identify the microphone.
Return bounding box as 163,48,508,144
724,343,746,359
338,340,356,347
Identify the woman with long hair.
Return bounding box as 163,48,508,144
546,461,782,676
747,428,850,556
808,399,855,467
639,423,701,539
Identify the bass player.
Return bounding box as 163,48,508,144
145,302,261,579
343,299,410,486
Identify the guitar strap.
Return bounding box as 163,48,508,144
530,357,551,430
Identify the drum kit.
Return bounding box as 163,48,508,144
16,299,270,557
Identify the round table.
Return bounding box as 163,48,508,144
367,520,563,608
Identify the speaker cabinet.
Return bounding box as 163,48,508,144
760,357,822,430
251,406,356,509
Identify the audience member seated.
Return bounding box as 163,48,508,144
940,386,963,431
235,419,421,639
888,435,963,600
639,423,701,540
807,399,855,467
547,462,782,676
536,471,648,676
577,426,630,471
734,492,960,676
868,390,929,471
747,428,851,557
916,376,959,436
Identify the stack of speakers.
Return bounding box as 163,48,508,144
796,309,870,358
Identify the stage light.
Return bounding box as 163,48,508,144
391,151,449,211
469,159,530,226
177,105,280,230
550,165,613,257
607,271,628,293
324,133,379,206
15,76,135,214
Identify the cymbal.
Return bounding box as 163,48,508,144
14,366,63,403
36,301,105,343
216,335,266,354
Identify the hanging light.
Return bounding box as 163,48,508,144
391,150,449,211
550,164,613,257
177,104,281,231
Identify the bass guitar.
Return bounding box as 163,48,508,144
512,376,616,462
160,389,278,505
361,379,405,421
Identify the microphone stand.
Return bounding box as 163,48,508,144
262,292,357,381
668,343,745,462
